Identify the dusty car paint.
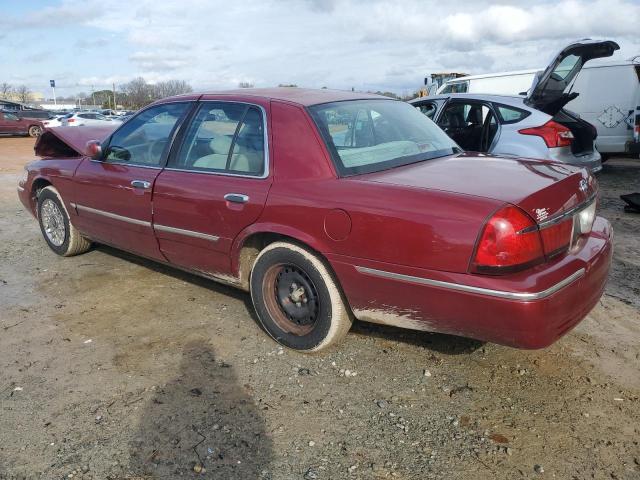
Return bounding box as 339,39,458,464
19,88,612,349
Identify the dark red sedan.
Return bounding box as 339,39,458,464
17,89,612,351
0,110,44,137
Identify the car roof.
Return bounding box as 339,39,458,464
165,88,391,107
410,93,530,107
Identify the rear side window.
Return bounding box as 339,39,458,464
494,104,530,124
170,102,266,176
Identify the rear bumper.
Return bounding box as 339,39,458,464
547,147,602,172
329,217,612,349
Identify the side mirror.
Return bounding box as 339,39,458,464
85,140,102,160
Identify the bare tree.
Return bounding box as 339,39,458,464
153,79,193,99
0,82,12,99
238,81,254,88
122,77,152,108
15,85,32,103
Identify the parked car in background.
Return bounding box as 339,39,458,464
412,39,620,172
42,113,72,129
60,112,116,127
12,109,55,121
18,88,611,352
0,111,43,136
437,45,639,158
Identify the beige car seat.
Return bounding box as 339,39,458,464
193,135,263,174
193,136,232,170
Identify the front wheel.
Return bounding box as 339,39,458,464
37,186,91,256
250,241,352,352
28,125,42,137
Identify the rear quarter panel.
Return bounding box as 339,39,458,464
259,177,502,274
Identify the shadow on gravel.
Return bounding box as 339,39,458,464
95,245,483,355
127,340,273,479
352,321,484,355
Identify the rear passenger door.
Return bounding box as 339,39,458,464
152,100,272,277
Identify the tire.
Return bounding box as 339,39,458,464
250,241,352,352
28,125,42,137
37,186,91,256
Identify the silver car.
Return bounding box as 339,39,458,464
410,39,620,172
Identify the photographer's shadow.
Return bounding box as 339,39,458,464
128,340,272,478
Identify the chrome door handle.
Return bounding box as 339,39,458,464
131,180,151,189
224,193,249,204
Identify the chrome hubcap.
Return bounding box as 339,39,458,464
41,199,66,246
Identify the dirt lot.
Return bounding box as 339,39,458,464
1,136,639,480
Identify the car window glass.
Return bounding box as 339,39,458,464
5,113,18,121
104,102,189,166
309,100,457,176
171,102,265,176
496,105,529,123
442,82,468,94
553,54,580,80
417,102,437,119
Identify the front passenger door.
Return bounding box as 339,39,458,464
72,102,192,260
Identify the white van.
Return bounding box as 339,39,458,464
437,57,640,156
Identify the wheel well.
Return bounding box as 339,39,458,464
30,178,52,213
236,232,327,291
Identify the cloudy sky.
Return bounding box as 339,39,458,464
2,0,639,97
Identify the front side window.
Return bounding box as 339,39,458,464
417,102,438,119
170,102,266,176
309,100,458,176
104,102,189,166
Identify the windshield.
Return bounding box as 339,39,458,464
309,99,459,176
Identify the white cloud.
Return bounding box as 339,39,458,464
4,0,640,94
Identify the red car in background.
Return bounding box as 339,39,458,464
0,110,43,137
17,88,612,352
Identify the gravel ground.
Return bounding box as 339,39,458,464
1,137,639,480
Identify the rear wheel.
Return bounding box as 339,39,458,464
28,125,42,137
37,186,91,256
250,241,352,352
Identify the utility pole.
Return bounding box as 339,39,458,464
91,85,96,109
112,83,117,111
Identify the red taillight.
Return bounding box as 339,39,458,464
67,118,75,123
471,206,544,274
519,120,574,148
539,218,572,258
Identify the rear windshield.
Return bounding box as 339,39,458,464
309,100,458,176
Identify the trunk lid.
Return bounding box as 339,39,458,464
526,39,619,115
34,125,117,158
355,153,597,224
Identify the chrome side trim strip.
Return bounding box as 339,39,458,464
154,224,219,242
75,204,151,227
355,266,586,301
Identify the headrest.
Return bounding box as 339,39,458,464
210,136,232,154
